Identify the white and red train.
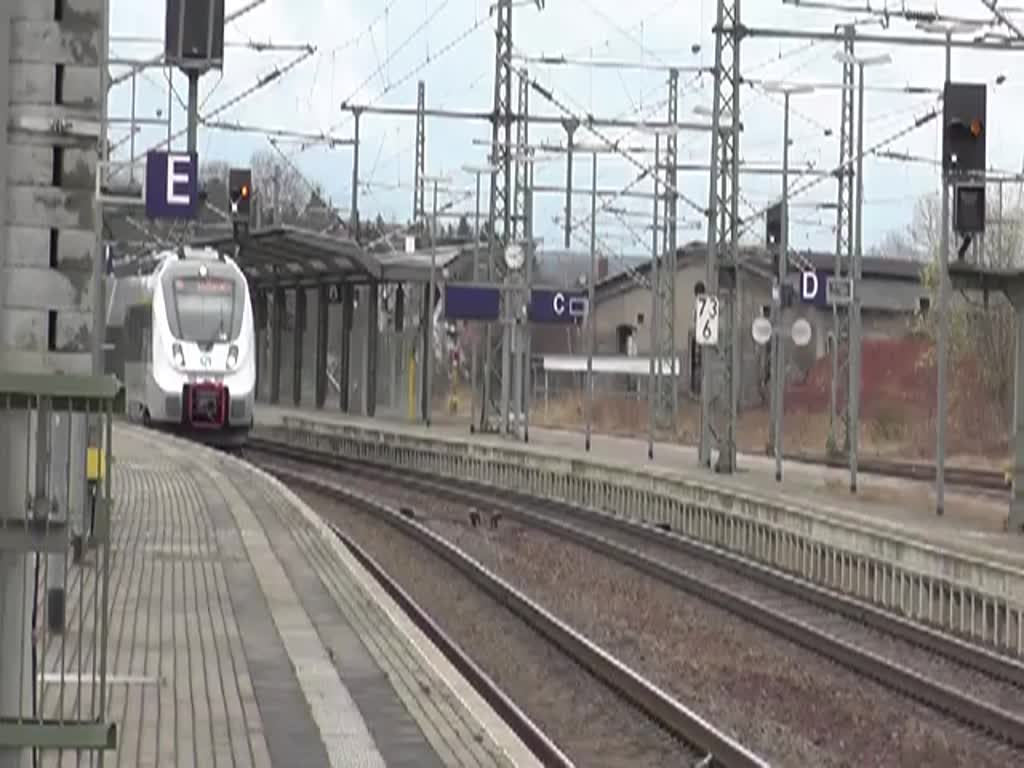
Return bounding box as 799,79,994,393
106,245,256,448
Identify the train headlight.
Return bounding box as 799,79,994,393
172,343,185,368
226,345,239,370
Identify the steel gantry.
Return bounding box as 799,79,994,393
829,25,856,457
413,81,427,229
514,70,531,244
480,0,518,433
652,69,680,431
700,0,743,473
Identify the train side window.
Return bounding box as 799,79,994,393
142,308,152,362
141,318,150,363
124,307,140,360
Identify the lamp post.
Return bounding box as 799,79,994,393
916,20,979,515
422,173,451,427
833,50,891,494
763,81,814,483
461,162,499,434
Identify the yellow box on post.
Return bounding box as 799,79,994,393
87,446,106,482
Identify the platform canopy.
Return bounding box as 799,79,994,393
193,225,381,289
193,225,471,289
948,261,1024,294
375,245,467,283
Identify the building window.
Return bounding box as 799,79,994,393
636,312,645,325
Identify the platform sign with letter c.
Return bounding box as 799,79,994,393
695,293,719,346
529,288,587,324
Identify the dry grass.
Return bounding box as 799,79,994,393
531,392,1007,467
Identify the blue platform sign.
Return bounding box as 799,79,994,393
145,150,199,219
444,284,500,321
798,270,830,308
529,289,588,324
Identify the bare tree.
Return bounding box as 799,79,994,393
251,149,309,225
895,189,1019,447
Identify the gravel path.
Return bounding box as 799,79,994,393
290,483,703,768
321,462,1020,768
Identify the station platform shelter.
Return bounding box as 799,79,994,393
197,225,471,421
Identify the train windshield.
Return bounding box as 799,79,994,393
171,276,238,343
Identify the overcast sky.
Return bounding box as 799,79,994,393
107,0,1024,264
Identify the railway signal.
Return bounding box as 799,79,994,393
942,83,986,175
766,202,782,249
228,168,252,222
954,183,985,235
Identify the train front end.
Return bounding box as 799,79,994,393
150,255,255,447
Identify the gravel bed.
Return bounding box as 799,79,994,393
287,481,701,768
325,463,1020,768
550,499,1024,714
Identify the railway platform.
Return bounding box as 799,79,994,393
67,424,537,767
254,404,1022,567
254,404,1024,659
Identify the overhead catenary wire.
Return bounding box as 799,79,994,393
348,0,834,221
128,47,316,164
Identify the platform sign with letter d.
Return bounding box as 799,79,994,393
695,294,719,346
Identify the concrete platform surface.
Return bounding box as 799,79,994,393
38,424,539,768
256,405,1024,570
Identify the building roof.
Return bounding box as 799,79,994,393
191,225,464,288
595,240,926,300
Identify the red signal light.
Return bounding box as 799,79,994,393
969,119,983,137
240,183,250,199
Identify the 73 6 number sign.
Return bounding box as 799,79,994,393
695,294,719,346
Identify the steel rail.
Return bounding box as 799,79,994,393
248,439,1024,749
325,521,574,768
253,454,770,768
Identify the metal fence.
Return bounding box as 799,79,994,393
0,373,119,766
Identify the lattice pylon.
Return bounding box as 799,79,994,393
699,0,742,473
653,69,679,430
480,0,516,432
513,69,530,244
828,26,855,457
413,81,426,231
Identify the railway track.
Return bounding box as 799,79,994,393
249,437,1024,759
247,443,769,768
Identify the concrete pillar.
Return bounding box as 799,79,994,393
254,290,266,400
315,286,329,408
393,286,405,412
292,288,306,406
270,287,284,404
420,284,431,421
339,284,354,412
365,282,379,417
1011,296,1024,532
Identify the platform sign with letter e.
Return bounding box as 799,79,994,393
695,294,719,345
145,150,198,219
